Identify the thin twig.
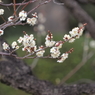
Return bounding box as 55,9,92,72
16,0,27,12
0,15,6,23
13,0,17,16
0,0,37,7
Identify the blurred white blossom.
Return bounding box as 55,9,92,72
0,9,4,15
89,40,95,48
27,17,37,26
38,13,46,23
36,46,45,57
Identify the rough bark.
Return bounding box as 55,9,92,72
0,37,95,95
58,0,95,39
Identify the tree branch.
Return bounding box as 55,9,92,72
0,37,95,95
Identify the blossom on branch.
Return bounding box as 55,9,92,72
8,16,14,21
57,53,68,63
69,27,83,39
11,41,19,49
19,10,27,21
36,45,45,57
0,9,4,15
18,33,36,53
63,34,71,42
2,42,10,51
55,41,63,49
45,31,55,47
27,17,37,26
0,29,4,36
50,47,60,58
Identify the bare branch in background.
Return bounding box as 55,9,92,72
58,0,95,39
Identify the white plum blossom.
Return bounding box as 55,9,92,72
11,41,17,49
69,38,75,43
36,46,45,57
36,50,45,57
2,42,10,51
45,40,55,47
19,10,27,21
11,41,19,49
0,29,4,36
69,27,79,37
57,53,68,63
0,9,4,15
27,17,37,26
63,34,71,41
8,16,14,21
55,42,63,49
50,47,60,58
69,27,83,39
63,27,83,43
27,18,32,25
63,32,75,43
31,17,37,25
89,40,95,48
45,32,55,47
17,37,23,43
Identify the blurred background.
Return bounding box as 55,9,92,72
0,0,95,95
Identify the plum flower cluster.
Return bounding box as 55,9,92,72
27,12,38,26
63,27,83,43
18,10,38,26
8,10,38,25
18,33,36,53
2,25,84,63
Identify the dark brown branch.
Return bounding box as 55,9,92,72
58,0,95,39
